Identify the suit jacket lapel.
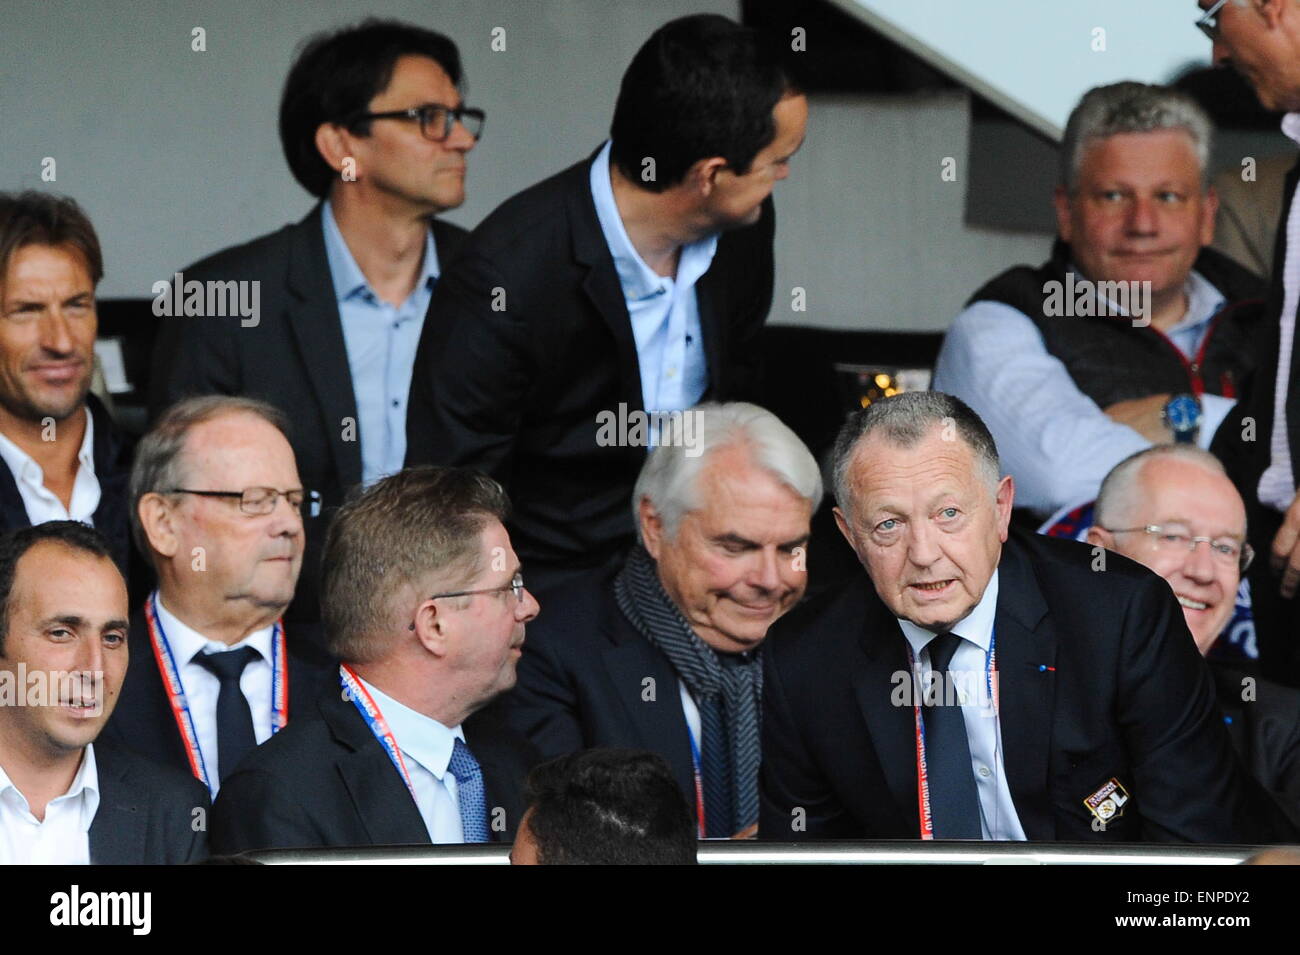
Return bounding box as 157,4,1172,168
853,597,922,832
991,537,1057,841
568,155,644,412
319,690,432,845
88,745,145,865
284,206,362,491
602,636,696,798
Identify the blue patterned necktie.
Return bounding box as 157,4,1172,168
448,737,490,843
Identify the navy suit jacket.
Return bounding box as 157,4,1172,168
89,737,210,864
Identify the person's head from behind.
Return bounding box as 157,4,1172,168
132,396,306,628
0,192,101,425
1087,445,1249,654
1202,0,1300,112
831,391,1014,634
1055,82,1216,314
0,522,128,756
280,18,477,214
322,467,539,724
609,14,806,231
634,403,820,654
511,748,697,865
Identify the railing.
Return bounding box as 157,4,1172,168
246,841,1263,866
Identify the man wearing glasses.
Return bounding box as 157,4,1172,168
150,19,481,625
407,14,805,601
211,467,540,852
1087,444,1300,826
103,396,335,798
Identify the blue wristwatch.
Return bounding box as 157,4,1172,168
1162,393,1201,444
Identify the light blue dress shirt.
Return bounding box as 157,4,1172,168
896,570,1028,841
589,140,717,417
356,675,468,844
932,270,1235,516
322,202,439,486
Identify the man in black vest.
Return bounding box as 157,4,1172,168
151,19,477,624
933,81,1264,524
1198,0,1300,686
0,193,133,582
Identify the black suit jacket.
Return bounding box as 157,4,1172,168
405,153,774,576
149,207,469,622
1214,662,1300,830
0,393,133,579
499,570,697,801
89,737,210,864
102,609,336,781
209,684,538,853
759,532,1292,843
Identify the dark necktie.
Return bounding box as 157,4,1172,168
194,646,260,782
923,633,983,839
448,738,490,843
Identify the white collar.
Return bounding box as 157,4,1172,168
1283,112,1300,146
0,742,99,831
153,591,276,664
896,568,1000,659
0,405,96,490
355,674,464,782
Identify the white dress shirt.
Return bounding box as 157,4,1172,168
590,139,718,419
895,570,1028,841
1257,112,1300,514
356,675,468,844
153,593,275,796
932,270,1235,515
0,407,100,525
0,744,99,865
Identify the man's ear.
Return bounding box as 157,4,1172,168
832,506,856,549
638,496,666,560
1260,0,1289,29
1085,526,1115,550
994,475,1015,543
685,156,729,198
137,493,180,560
411,598,450,658
314,122,357,178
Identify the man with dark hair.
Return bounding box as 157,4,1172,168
211,467,539,852
103,396,334,798
406,13,805,597
511,749,697,865
0,522,208,864
150,18,480,622
759,390,1294,843
0,192,133,578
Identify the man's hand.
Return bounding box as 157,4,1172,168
1103,393,1174,444
1270,493,1300,599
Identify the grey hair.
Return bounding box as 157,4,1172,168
831,391,1001,518
130,395,292,558
632,402,822,542
1060,82,1213,191
1094,444,1232,530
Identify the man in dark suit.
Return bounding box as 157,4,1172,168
212,467,540,852
0,193,133,579
406,14,805,597
1201,0,1300,685
760,391,1290,843
502,402,819,838
0,522,208,865
1087,443,1300,828
150,19,478,621
104,396,334,799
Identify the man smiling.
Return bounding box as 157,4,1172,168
759,391,1291,843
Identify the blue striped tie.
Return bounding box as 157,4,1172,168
449,738,490,843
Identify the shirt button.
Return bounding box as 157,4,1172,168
392,322,400,330
391,399,400,408
979,766,992,778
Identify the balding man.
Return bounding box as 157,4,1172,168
760,390,1291,843
502,402,820,839
1087,444,1300,827
103,396,335,798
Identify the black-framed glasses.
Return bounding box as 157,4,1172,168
1104,523,1254,571
1196,0,1229,41
350,103,485,142
431,571,525,603
167,487,321,517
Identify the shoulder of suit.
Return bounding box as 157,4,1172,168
520,570,620,653
455,159,593,260
1012,530,1157,593
181,209,316,279
93,736,209,805
765,578,873,659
